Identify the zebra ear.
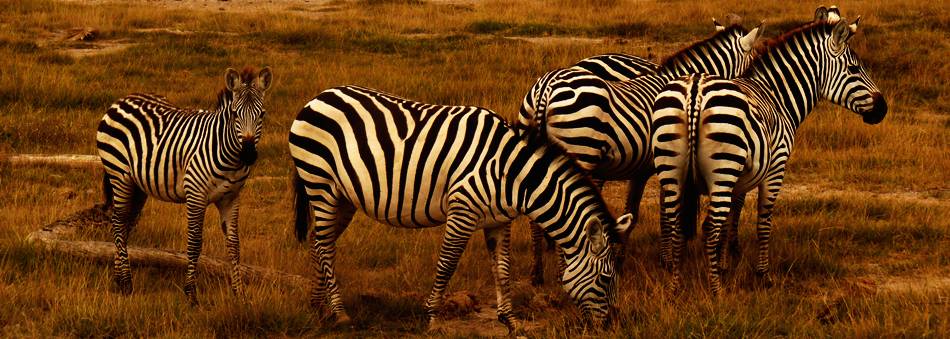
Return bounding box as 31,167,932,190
712,18,725,32
586,217,607,254
225,68,241,92
827,5,842,24
814,6,828,22
740,22,764,52
831,19,853,50
849,16,861,34
258,67,273,92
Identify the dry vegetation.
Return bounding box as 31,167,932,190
1,0,948,337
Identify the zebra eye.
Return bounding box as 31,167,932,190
847,65,861,75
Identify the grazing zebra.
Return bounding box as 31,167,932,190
652,14,887,295
289,85,632,332
96,67,273,304
518,20,762,284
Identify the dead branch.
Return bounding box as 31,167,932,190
26,205,309,289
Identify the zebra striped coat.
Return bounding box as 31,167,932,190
289,85,632,331
96,67,272,304
517,24,762,281
652,17,887,295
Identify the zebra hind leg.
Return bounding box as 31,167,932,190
308,201,355,327
721,194,745,274
484,225,524,335
108,178,146,295
701,187,735,297
529,222,545,286
215,193,245,300
754,180,783,287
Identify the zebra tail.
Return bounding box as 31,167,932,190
101,174,114,210
292,171,310,242
681,75,702,241
680,168,700,241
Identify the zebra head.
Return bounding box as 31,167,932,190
820,18,887,124
562,213,633,327
225,66,273,165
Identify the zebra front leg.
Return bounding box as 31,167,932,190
183,195,208,306
529,222,546,286
484,225,524,335
426,212,476,332
616,173,649,273
754,180,783,285
721,194,745,274
215,193,245,300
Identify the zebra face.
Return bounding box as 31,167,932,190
823,18,887,124
562,213,632,327
225,67,273,165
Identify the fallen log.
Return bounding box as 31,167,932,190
3,154,101,168
26,204,310,289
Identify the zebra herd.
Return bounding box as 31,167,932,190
95,5,886,333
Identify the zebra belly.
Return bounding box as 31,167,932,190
130,164,187,203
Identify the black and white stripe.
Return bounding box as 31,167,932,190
289,85,632,331
96,67,272,304
517,22,762,284
652,13,886,295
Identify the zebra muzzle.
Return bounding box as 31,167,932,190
240,139,258,166
862,93,887,125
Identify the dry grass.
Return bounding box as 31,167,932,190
1,0,948,337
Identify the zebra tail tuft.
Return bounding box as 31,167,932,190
293,171,310,242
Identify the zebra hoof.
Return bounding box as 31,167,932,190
111,279,133,296
755,272,774,288
333,313,353,328
426,319,447,334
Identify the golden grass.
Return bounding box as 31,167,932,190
1,0,948,336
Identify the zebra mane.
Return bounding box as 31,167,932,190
741,20,835,77
215,89,233,111
657,24,748,71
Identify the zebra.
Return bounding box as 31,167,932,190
651,13,886,295
517,20,762,285
96,67,273,304
288,85,633,332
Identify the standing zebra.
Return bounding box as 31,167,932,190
289,85,632,332
518,21,762,284
652,14,886,295
97,67,273,304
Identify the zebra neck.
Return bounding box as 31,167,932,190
746,37,823,130
508,144,605,257
212,108,245,167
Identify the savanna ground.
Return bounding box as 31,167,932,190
1,0,949,337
